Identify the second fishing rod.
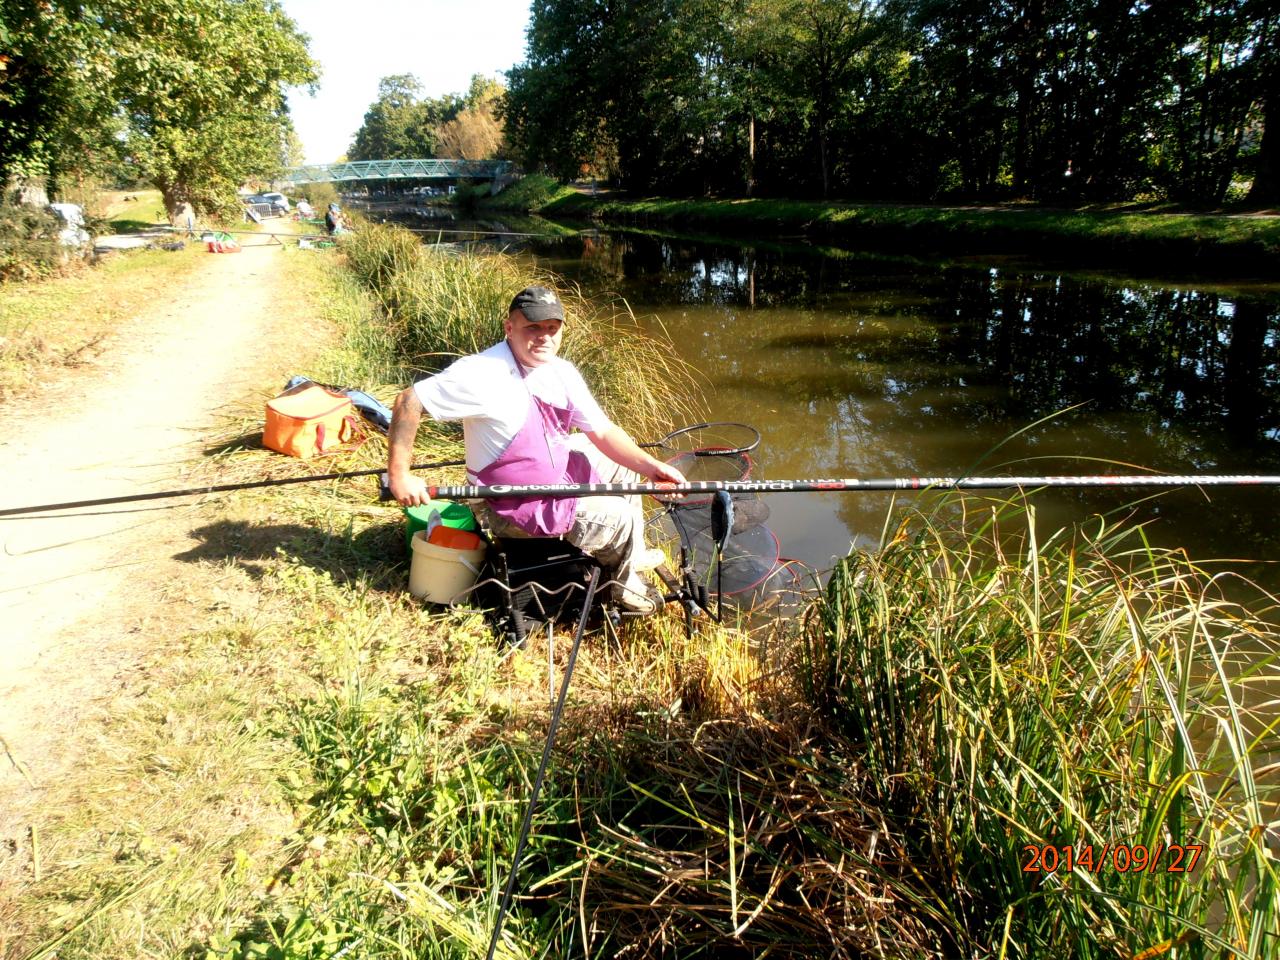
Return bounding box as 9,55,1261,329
0,422,760,518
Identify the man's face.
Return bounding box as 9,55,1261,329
505,308,563,368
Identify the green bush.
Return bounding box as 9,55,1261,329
296,181,339,212
0,201,78,283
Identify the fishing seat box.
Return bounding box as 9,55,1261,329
476,537,604,647
263,384,360,459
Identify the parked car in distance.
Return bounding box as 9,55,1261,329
243,194,285,218
260,192,290,212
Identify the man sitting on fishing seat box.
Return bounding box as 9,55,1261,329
386,285,687,613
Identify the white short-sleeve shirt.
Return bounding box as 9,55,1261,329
414,340,611,476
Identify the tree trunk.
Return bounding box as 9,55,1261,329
1224,297,1270,440
1247,51,1278,206
160,184,180,223
1012,0,1043,196
5,175,49,206
159,183,195,228
819,123,830,199
1248,99,1278,205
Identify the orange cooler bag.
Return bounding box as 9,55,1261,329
263,384,360,458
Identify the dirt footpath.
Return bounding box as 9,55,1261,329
0,234,324,833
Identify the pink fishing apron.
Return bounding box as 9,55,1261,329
474,361,599,537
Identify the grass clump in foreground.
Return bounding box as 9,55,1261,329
803,503,1280,957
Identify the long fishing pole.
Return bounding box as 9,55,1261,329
197,228,332,240
0,459,465,518
406,473,1280,502
0,421,757,518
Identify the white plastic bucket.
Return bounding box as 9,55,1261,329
408,530,486,604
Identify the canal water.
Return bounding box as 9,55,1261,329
389,209,1280,600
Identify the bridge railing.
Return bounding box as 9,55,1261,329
283,159,515,184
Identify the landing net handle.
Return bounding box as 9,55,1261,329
640,421,760,460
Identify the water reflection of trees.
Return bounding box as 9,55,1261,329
945,277,1280,453
532,231,1280,585
553,234,1280,457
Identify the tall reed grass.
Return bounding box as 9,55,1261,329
338,224,700,440
802,499,1280,957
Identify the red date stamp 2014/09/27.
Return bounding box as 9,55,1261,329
1022,843,1204,874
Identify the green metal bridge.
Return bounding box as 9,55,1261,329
281,159,514,185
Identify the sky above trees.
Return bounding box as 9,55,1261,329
278,0,530,163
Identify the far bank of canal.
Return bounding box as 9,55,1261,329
529,188,1280,279
379,204,1280,599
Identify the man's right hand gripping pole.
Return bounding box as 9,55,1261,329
386,386,432,506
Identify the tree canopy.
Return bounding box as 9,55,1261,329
436,76,506,160
504,0,1277,204
349,75,447,161
1,0,317,220
347,73,507,162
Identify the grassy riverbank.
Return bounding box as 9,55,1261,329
0,242,205,399
10,225,1278,958
482,174,1280,277
0,194,295,400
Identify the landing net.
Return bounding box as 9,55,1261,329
652,432,808,611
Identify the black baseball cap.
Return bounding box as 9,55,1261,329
509,285,564,322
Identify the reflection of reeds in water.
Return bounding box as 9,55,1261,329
801,498,1280,957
